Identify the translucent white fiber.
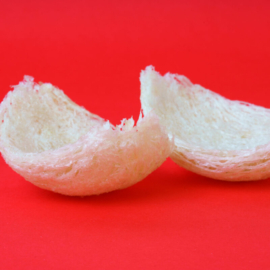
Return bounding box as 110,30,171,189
0,76,173,195
140,66,270,181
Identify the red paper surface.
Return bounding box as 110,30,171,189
1,0,270,269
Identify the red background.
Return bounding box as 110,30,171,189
1,0,270,269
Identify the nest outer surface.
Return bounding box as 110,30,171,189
140,66,270,181
0,76,173,195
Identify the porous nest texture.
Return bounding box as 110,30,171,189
140,66,270,181
0,76,173,196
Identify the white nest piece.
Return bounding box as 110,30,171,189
140,66,270,181
0,76,173,196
